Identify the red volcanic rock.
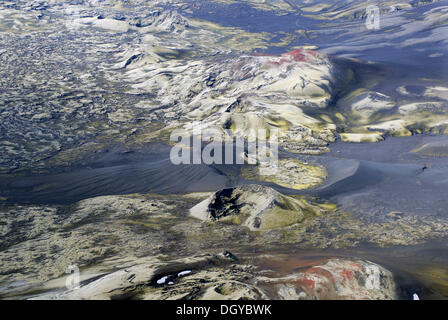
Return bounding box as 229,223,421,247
281,49,319,62
261,258,397,300
251,49,323,65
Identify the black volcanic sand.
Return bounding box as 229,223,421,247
312,135,448,221
3,135,448,223
0,143,250,204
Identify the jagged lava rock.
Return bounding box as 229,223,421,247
31,251,265,300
